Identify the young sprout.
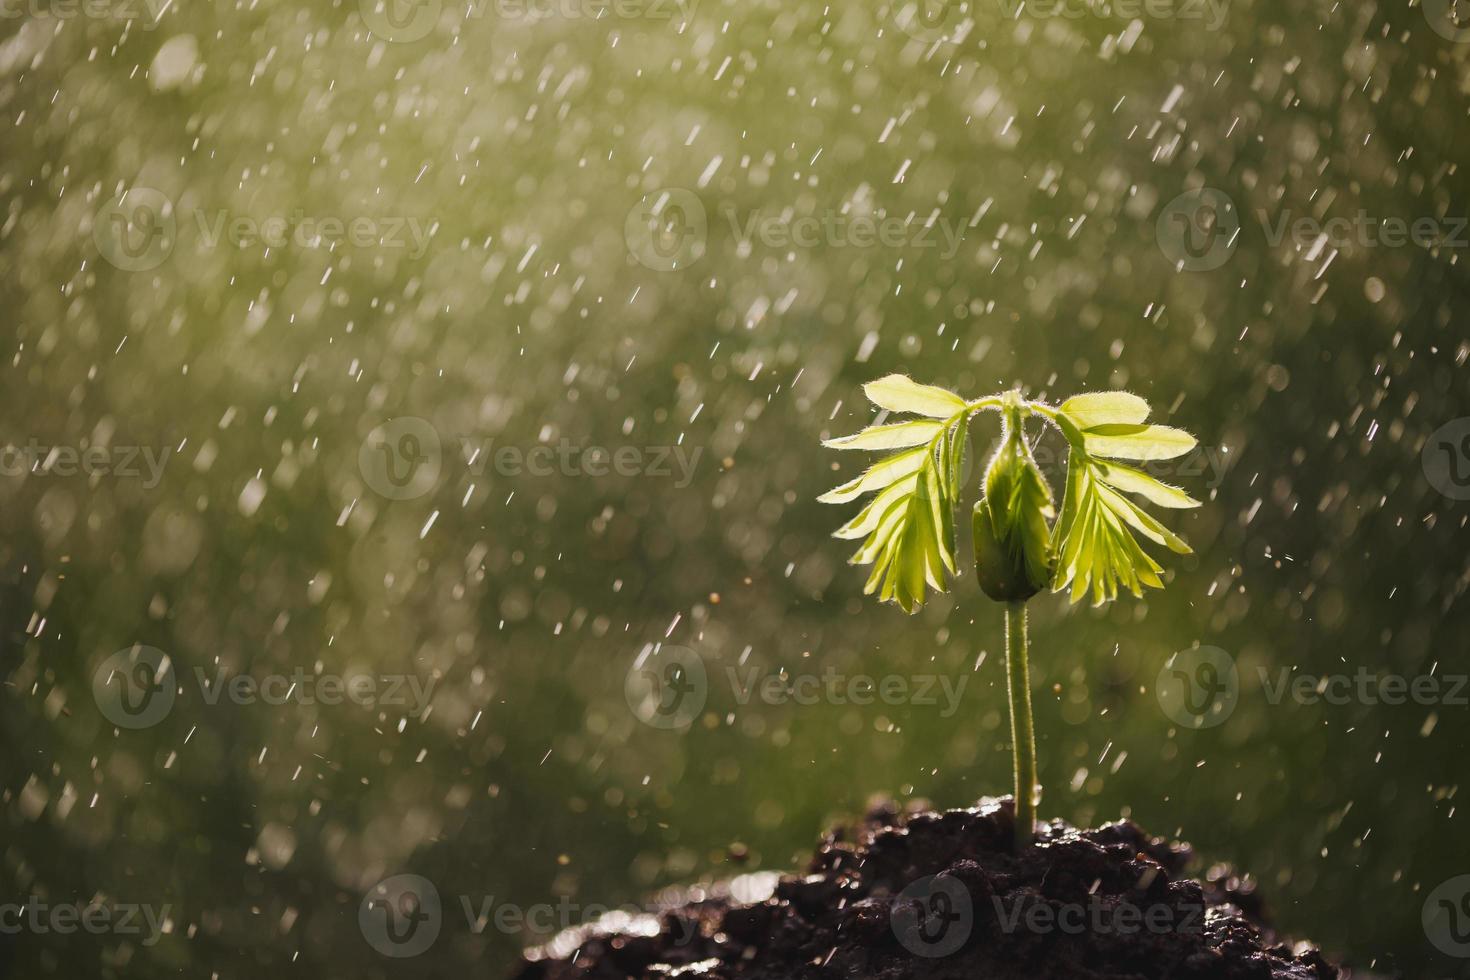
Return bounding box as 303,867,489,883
821,376,1201,848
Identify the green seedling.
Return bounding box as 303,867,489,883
821,376,1201,848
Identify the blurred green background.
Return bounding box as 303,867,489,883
2,0,1468,976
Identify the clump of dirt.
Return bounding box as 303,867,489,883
513,797,1340,980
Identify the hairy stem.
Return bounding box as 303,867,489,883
1004,601,1037,849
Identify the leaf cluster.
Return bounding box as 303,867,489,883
821,378,1201,612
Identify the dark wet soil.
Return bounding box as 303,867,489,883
514,797,1340,980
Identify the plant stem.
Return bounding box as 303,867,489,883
1004,601,1037,849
